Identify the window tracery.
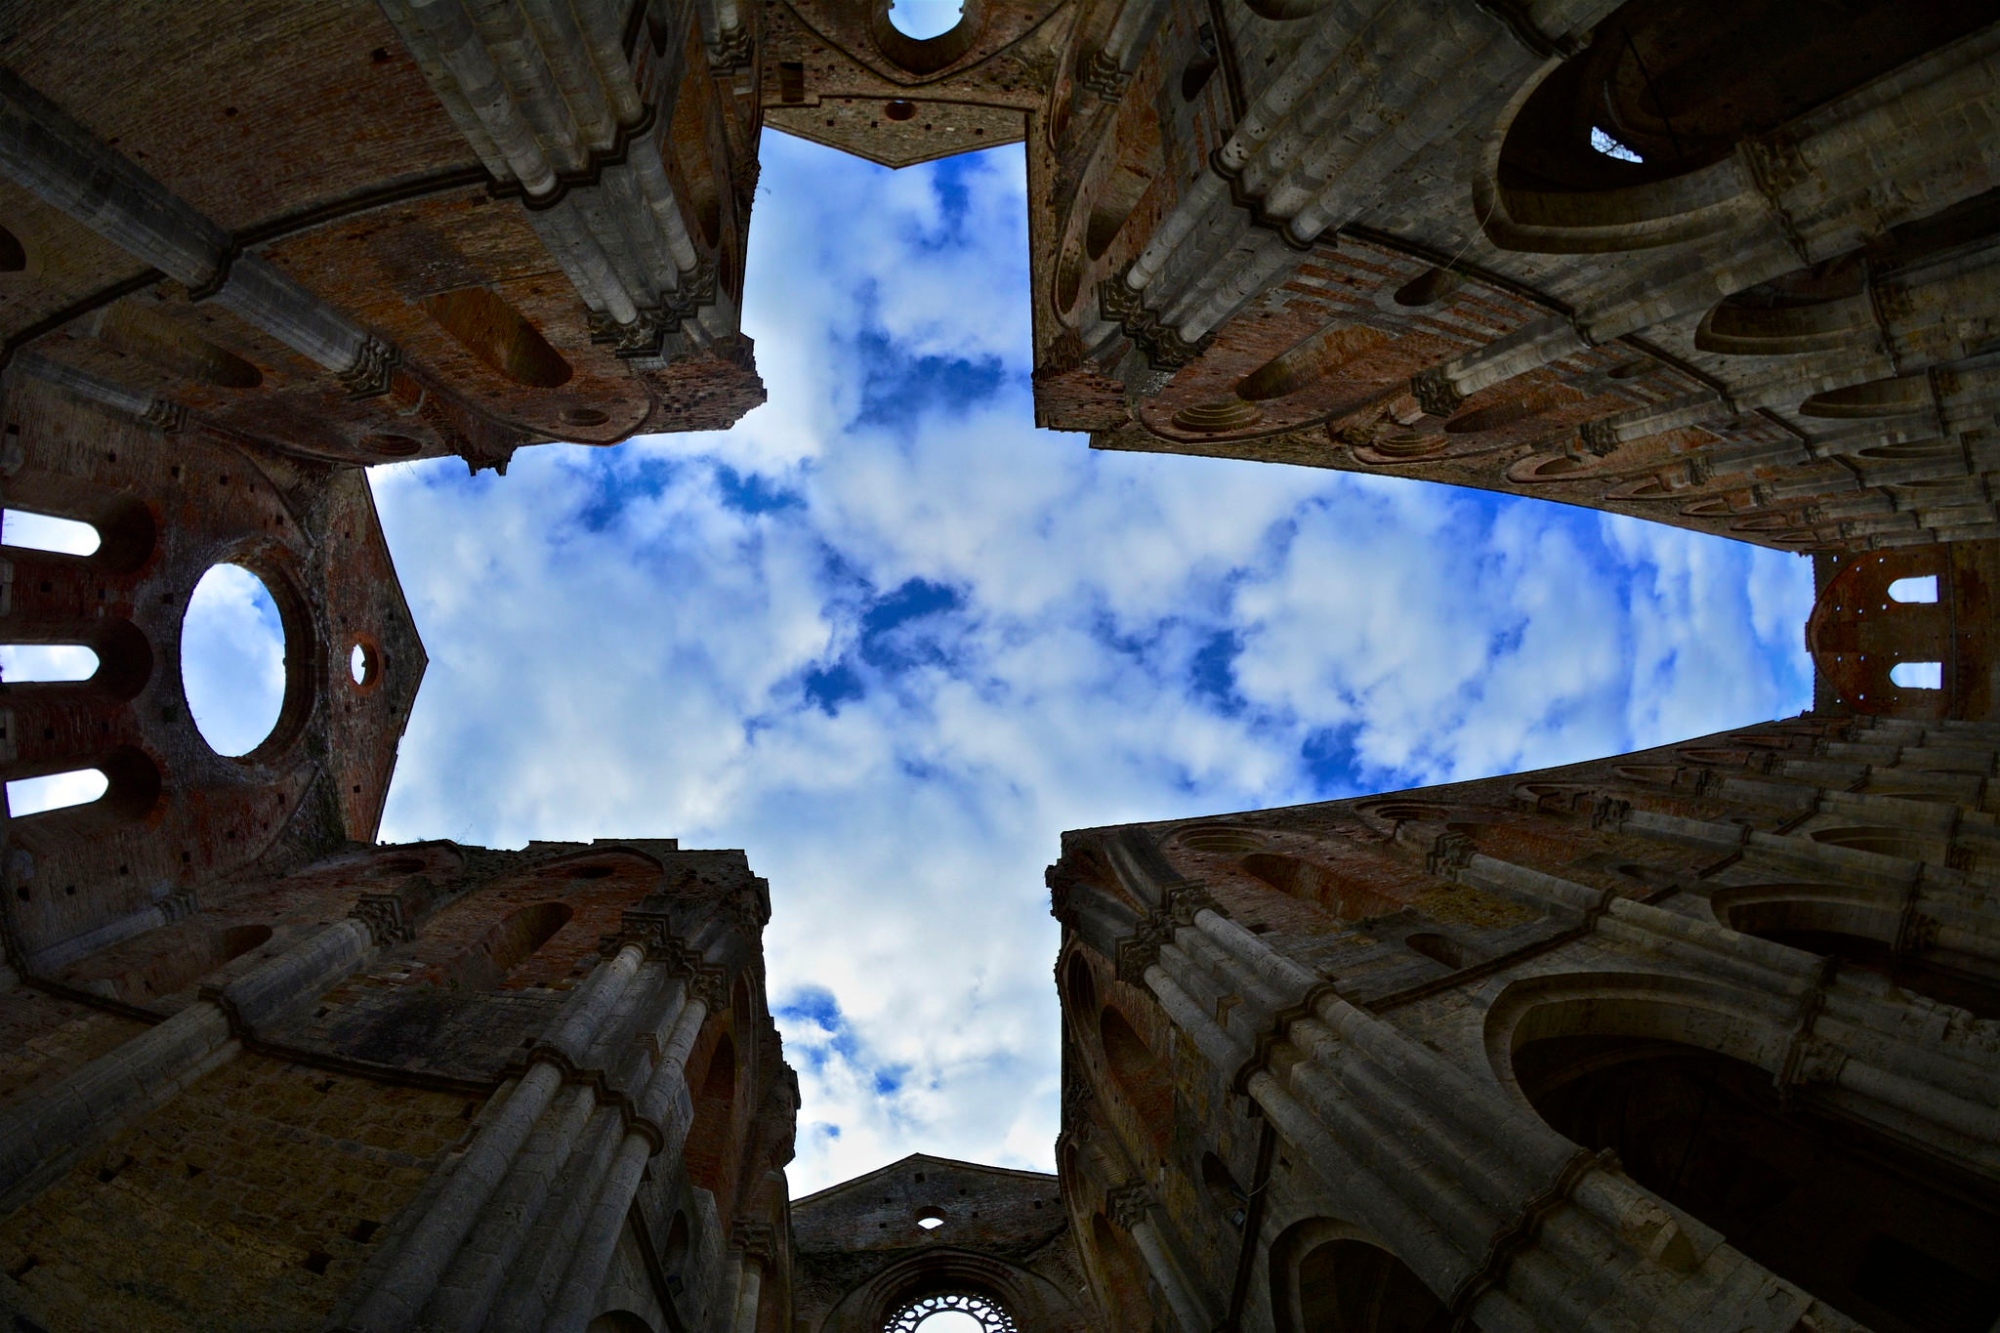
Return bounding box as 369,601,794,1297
884,1292,1017,1332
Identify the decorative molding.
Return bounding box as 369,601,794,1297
1209,149,1317,252
1578,418,1618,457
1104,1181,1152,1231
139,398,187,433
1409,367,1464,419
348,891,416,947
709,23,754,71
1078,49,1131,102
1097,268,1210,371
337,336,400,399
1113,877,1219,984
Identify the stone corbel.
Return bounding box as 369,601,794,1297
1097,268,1211,373
708,23,754,71
337,336,400,399
1408,366,1465,420
1208,149,1318,253
1078,49,1132,102
1113,878,1219,984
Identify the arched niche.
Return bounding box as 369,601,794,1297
1098,1005,1172,1152
1710,883,2000,1019
1063,949,1098,1037
1268,1219,1449,1333
1496,983,2000,1333
1695,261,1874,356
1485,0,1991,253
1238,852,1396,921
683,1028,739,1196
447,901,574,991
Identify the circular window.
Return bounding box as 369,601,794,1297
886,1293,1016,1333
886,0,962,39
349,639,380,689
915,1206,946,1230
181,564,288,757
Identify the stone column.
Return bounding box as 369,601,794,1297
541,993,709,1332
0,69,391,388
730,1249,763,1333
0,915,380,1215
340,942,649,1333
1106,1183,1212,1333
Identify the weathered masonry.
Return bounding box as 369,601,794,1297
5,0,2000,1329
1051,713,2000,1333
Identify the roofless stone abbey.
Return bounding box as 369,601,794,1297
0,0,1997,1329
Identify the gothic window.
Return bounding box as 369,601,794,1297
883,1291,1016,1332
1515,1034,2000,1332
683,1031,738,1194
1097,1006,1173,1151
1712,883,2000,1019
422,289,573,388
1269,1225,1449,1333
448,901,573,990
1499,0,1991,194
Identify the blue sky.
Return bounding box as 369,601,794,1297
353,132,1815,1193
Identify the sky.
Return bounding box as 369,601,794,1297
3,130,1817,1195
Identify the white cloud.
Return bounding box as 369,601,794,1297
368,132,1816,1193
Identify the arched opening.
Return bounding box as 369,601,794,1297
0,224,25,272
1084,166,1152,262
585,1314,654,1333
1712,884,2000,1019
1097,1006,1172,1151
1889,662,1942,689
0,643,99,682
1515,1034,2000,1332
886,0,963,40
1498,0,1990,195
1201,1152,1247,1229
2,509,100,556
95,303,263,388
1064,951,1097,1030
884,1291,1017,1332
1695,262,1873,356
1234,324,1390,402
1888,576,1939,604
6,767,109,816
662,1210,690,1276
1238,852,1396,920
85,922,274,1001
1404,932,1468,969
423,288,573,387
1391,267,1460,310
447,902,574,990
683,1031,738,1196
1270,1231,1449,1333
182,563,289,758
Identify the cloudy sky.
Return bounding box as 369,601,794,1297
22,130,1811,1195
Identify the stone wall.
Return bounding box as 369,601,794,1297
1051,712,2000,1332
